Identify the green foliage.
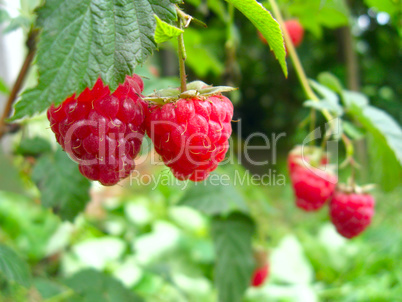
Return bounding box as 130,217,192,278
154,15,183,44
0,244,31,287
178,176,249,215
15,136,52,157
64,269,143,302
32,148,91,221
283,0,350,37
212,213,255,302
307,80,344,116
174,27,225,77
0,8,10,24
226,0,287,77
0,77,9,94
0,191,60,260
342,91,402,190
11,0,178,121
364,0,401,19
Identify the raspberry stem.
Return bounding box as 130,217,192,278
268,0,356,166
177,17,187,92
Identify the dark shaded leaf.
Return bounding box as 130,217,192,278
211,213,255,302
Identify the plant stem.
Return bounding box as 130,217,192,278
177,19,187,92
268,0,354,158
0,29,38,139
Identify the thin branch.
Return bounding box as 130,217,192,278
268,0,355,159
0,29,38,139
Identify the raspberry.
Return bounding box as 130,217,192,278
284,19,304,47
145,94,233,181
288,146,337,211
251,264,269,287
47,75,146,186
251,249,269,287
329,189,375,238
258,19,304,48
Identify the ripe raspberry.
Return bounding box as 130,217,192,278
288,146,337,211
47,75,146,186
330,189,375,238
251,264,269,287
284,19,304,47
145,95,233,182
251,248,269,287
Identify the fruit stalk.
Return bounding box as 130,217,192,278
268,0,355,162
177,18,187,92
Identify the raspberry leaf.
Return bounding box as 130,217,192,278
11,0,178,121
343,91,402,191
154,15,183,44
64,269,143,301
226,0,287,77
178,177,249,215
212,213,255,302
32,148,91,221
0,244,31,288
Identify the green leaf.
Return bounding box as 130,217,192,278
342,120,365,139
344,91,402,190
0,244,31,287
309,79,343,116
318,72,343,94
64,269,143,302
34,278,67,299
154,15,182,44
367,133,402,192
15,137,52,157
0,9,10,24
178,175,249,215
32,148,91,221
304,99,343,116
364,0,400,18
211,213,255,302
346,96,402,164
11,0,178,121
171,27,224,77
225,0,287,77
288,0,349,38
3,15,32,34
0,77,9,94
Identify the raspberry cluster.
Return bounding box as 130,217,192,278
47,78,234,185
288,146,375,238
47,75,146,186
145,95,233,182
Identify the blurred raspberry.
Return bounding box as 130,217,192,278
288,146,337,211
330,189,375,238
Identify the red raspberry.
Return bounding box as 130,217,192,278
145,95,233,181
330,190,375,238
251,249,269,287
284,19,304,47
288,147,337,211
251,264,269,287
258,19,304,48
47,75,146,186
